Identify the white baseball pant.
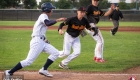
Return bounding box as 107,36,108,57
59,32,81,65
85,23,104,59
20,36,59,67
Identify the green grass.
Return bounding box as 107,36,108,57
0,21,35,26
0,21,140,27
0,30,140,72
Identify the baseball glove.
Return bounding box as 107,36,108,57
89,27,98,36
80,30,87,37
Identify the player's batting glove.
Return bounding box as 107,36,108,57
44,39,50,44
89,27,98,36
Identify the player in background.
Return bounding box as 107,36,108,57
85,0,115,62
109,5,124,36
4,2,66,79
58,7,97,69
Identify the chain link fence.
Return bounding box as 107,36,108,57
0,9,140,21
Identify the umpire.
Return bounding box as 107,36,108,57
109,5,124,35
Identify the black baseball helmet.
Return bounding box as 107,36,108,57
41,2,56,13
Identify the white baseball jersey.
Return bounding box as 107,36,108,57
32,14,49,38
20,13,59,67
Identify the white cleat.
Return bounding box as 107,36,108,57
59,62,69,69
39,68,53,77
4,70,12,80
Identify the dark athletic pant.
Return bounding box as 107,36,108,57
111,20,119,35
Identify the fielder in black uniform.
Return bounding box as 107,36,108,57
58,7,96,69
109,5,124,35
85,0,115,62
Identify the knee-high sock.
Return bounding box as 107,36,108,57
43,59,53,70
9,62,22,74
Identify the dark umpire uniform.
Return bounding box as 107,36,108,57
109,5,124,35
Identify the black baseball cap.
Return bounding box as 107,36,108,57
116,5,119,7
78,6,86,11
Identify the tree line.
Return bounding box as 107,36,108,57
0,0,139,10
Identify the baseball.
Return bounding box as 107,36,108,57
128,76,136,80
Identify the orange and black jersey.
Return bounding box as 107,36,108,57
58,16,90,37
86,5,105,24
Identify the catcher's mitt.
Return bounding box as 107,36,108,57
89,27,98,36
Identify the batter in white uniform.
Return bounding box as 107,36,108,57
4,2,65,78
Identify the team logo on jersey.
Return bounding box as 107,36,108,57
72,24,85,30
93,11,100,15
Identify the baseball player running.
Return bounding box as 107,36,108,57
85,0,115,62
4,2,65,79
58,6,98,69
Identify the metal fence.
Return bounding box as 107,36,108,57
0,9,140,21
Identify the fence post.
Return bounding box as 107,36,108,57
2,10,3,21
31,10,32,21
17,10,18,21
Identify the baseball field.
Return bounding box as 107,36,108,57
0,21,140,80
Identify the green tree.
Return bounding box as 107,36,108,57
38,0,52,9
98,0,110,9
129,2,136,9
23,0,37,9
0,0,20,9
79,0,91,7
57,0,71,9
68,0,80,9
118,2,129,10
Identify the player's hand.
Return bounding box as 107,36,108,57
110,18,112,20
110,3,115,10
59,29,64,35
56,18,67,22
122,18,124,20
44,39,50,44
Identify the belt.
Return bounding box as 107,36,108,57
32,36,46,40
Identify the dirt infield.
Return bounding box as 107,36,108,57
0,26,140,80
0,67,140,80
0,26,140,32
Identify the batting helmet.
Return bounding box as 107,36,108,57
41,2,56,13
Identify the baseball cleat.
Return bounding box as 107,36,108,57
59,62,69,69
95,58,105,63
93,57,97,60
110,30,115,36
4,70,12,80
39,68,53,77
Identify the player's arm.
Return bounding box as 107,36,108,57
58,22,65,35
58,18,71,35
44,19,56,26
120,11,124,20
44,18,66,26
103,4,115,17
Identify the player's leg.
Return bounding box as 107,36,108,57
60,37,81,69
86,23,104,62
58,32,72,58
40,43,59,77
111,20,119,35
42,43,59,69
113,20,119,34
92,30,104,62
6,38,44,75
